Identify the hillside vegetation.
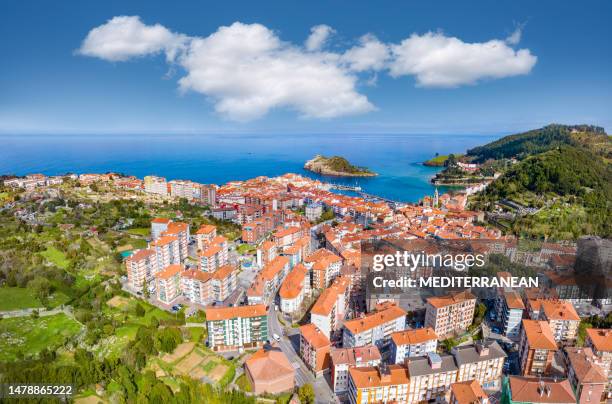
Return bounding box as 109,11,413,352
467,124,611,162
469,124,611,239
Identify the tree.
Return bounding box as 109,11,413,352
135,303,146,317
298,384,315,404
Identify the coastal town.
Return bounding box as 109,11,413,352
1,170,611,404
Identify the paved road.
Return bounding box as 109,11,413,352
267,305,337,403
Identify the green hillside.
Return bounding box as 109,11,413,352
472,145,612,239
466,124,610,162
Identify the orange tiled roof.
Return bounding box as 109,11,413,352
151,218,171,224
200,244,222,258
181,269,211,283
504,291,526,310
539,299,580,321
196,224,216,234
585,328,612,352
390,327,438,346
126,248,155,262
426,291,476,309
205,304,267,321
508,376,575,403
279,264,308,300
349,365,409,388
343,304,406,335
245,345,294,382
522,320,557,350
150,235,178,247
450,380,488,404
155,264,182,280
212,264,235,280
166,221,189,234
300,323,331,349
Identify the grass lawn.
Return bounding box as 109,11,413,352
187,327,204,343
236,244,256,255
40,246,69,269
0,313,82,361
127,228,150,236
0,287,41,311
235,373,252,392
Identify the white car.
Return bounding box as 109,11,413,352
273,333,280,342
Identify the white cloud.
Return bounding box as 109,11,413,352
177,22,373,121
505,24,525,46
79,17,538,120
389,32,537,87
305,24,335,51
341,34,390,72
78,16,187,62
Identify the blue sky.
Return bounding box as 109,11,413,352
1,0,611,135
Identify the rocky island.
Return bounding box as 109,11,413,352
304,155,377,177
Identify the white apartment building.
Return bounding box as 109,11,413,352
151,217,171,240
390,327,438,364
348,364,410,404
150,235,181,269
343,303,407,348
538,299,580,343
155,264,182,304
452,341,506,389
331,345,381,393
310,277,350,339
169,179,199,200
279,263,310,315
424,291,476,338
125,248,158,290
204,305,268,352
501,291,525,339
144,175,168,196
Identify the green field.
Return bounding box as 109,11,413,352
0,314,83,361
0,287,42,311
127,228,150,236
40,246,69,269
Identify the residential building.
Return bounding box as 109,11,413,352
195,224,217,251
348,364,410,404
205,305,268,352
198,184,216,206
304,248,343,289
180,269,212,305
151,217,171,240
247,255,290,306
331,345,382,393
519,320,557,376
538,299,580,344
279,263,310,315
424,291,477,338
155,264,182,304
501,291,525,339
306,202,323,221
585,328,612,400
565,347,608,404
125,248,158,290
169,179,199,200
163,221,190,261
210,264,238,302
343,303,407,348
144,175,168,196
450,380,488,404
299,323,331,377
150,235,181,268
310,276,350,339
501,376,576,404
199,242,227,272
406,353,458,404
256,240,277,268
390,327,438,364
273,226,305,248
244,345,295,395
452,341,507,389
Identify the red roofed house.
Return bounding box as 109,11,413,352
450,380,488,404
244,345,295,394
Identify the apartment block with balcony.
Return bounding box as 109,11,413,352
151,217,171,240
310,276,350,339
343,303,407,349
279,263,310,315
144,175,168,196
538,299,580,344
155,264,182,304
331,345,381,393
204,305,268,352
162,221,190,261
452,341,507,389
125,248,159,291
519,319,557,377
450,380,488,404
180,269,212,305
195,224,217,251
406,353,458,404
348,364,410,404
501,291,525,339
150,235,181,269
390,327,438,364
299,323,331,377
424,291,476,338
565,347,608,404
585,328,612,400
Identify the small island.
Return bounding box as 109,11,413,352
304,155,377,177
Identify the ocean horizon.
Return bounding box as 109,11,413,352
1,133,500,202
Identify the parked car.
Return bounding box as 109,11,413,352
273,333,280,342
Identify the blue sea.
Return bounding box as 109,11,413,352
0,133,500,202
